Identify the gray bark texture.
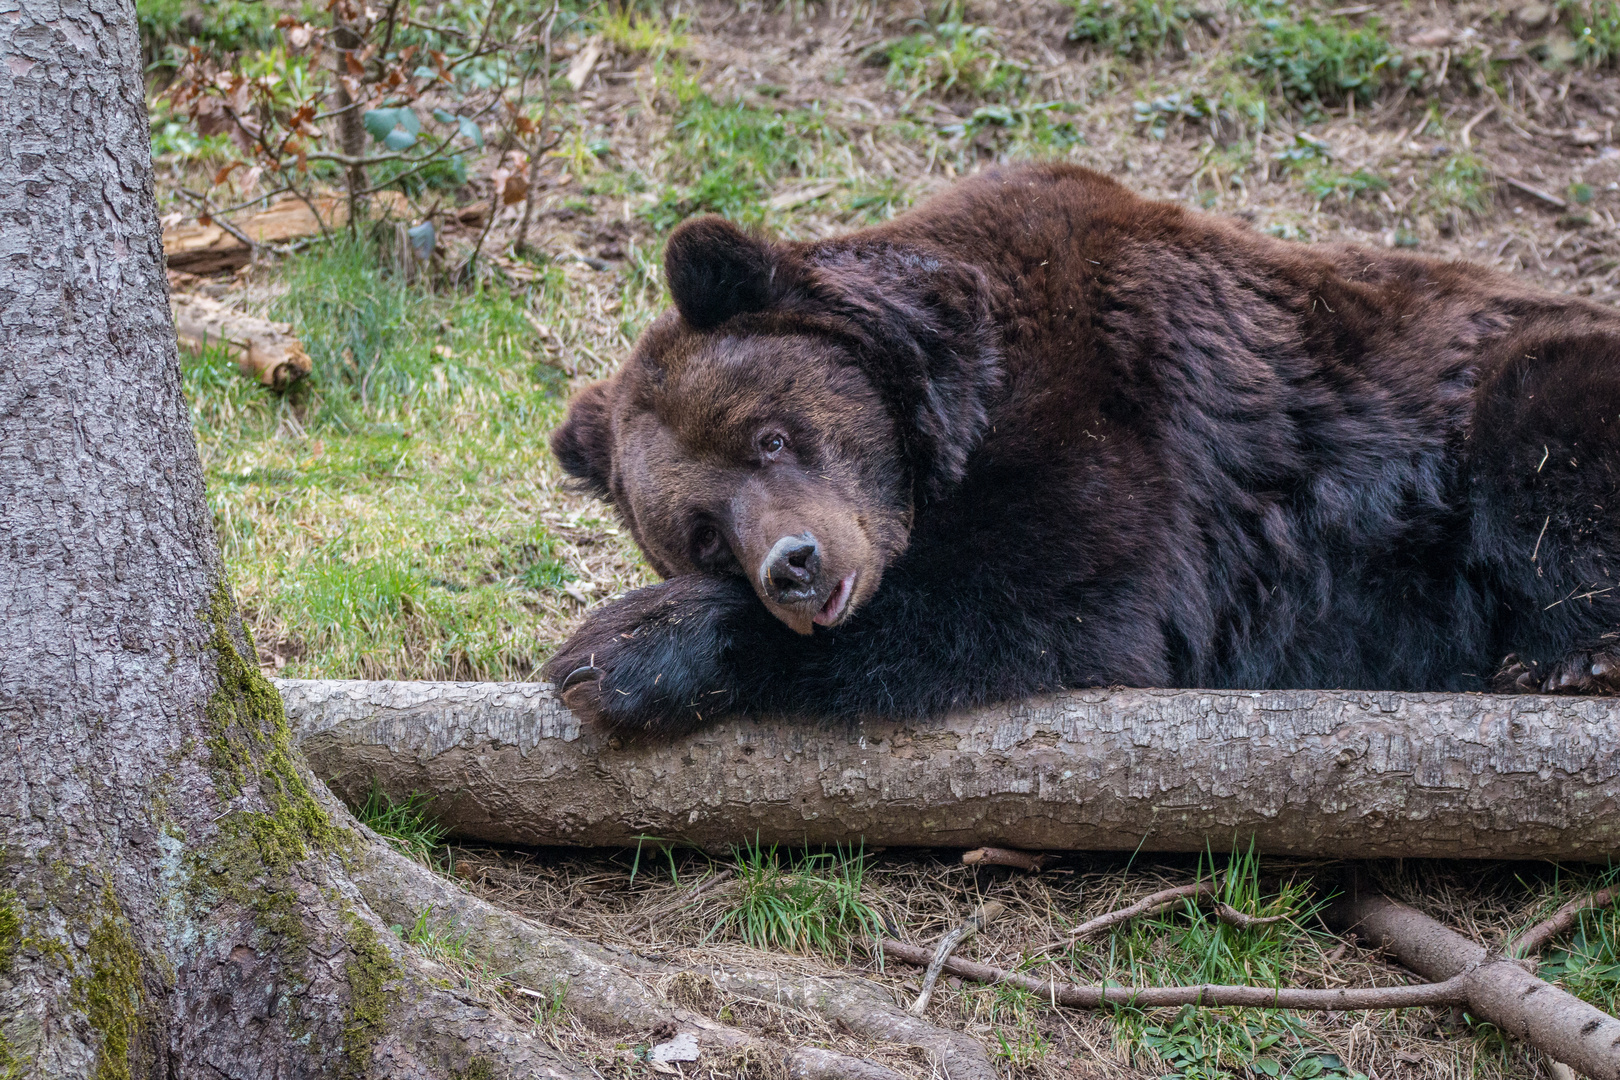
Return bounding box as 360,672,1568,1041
283,679,1620,860
0,3,595,1076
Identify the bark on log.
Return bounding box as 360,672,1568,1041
172,292,313,388
282,679,1620,859
1326,884,1620,1080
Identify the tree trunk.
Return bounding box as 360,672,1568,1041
0,3,588,1075
284,679,1620,859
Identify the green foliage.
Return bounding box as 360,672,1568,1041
709,841,881,959
878,14,1029,102
1304,166,1387,204
136,0,279,65
1425,152,1493,217
944,101,1086,154
1564,1,1620,65
1066,0,1194,58
1132,81,1270,140
357,789,450,869
598,8,689,58
1242,14,1400,108
1536,877,1620,1013
647,84,836,229
1084,844,1354,1079
396,906,473,963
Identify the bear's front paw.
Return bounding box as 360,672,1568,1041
542,575,758,732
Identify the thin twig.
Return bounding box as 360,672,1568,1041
176,187,259,257
881,940,1470,1010
1460,103,1495,151
1512,886,1619,958
1502,176,1569,210
910,901,1003,1015
1214,902,1287,932
1069,881,1217,938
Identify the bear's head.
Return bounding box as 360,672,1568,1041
551,216,1001,634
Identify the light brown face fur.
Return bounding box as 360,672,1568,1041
600,317,913,634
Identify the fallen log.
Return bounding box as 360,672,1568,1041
279,679,1620,859
172,292,312,388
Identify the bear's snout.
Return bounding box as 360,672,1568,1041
762,533,821,603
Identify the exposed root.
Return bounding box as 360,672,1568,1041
345,819,929,1078
704,966,999,1080
881,939,1469,1010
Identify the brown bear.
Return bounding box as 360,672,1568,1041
543,162,1620,731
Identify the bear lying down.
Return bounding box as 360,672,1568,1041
543,162,1620,731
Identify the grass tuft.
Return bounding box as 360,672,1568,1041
1066,0,1194,58
708,840,881,959
877,11,1029,103
1241,14,1400,109
357,787,450,870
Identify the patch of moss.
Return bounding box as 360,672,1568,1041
71,885,144,1080
0,890,19,972
453,1057,497,1080
340,909,397,1079
202,582,346,865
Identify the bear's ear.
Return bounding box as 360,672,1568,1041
803,247,1002,505
550,380,614,500
665,216,781,330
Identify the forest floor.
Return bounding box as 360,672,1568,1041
145,0,1620,1075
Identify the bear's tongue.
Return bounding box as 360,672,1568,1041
813,572,856,627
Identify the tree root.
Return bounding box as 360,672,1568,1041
1327,879,1620,1080
1069,880,1219,938
880,939,1470,1010
345,816,983,1079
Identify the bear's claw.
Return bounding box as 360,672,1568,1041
560,665,603,690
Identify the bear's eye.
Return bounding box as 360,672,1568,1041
692,523,722,558
758,432,786,457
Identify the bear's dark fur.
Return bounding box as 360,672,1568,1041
543,163,1620,730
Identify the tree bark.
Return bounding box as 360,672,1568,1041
284,679,1620,859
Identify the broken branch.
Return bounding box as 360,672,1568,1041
1069,882,1218,938
910,901,1004,1015
962,847,1054,873
880,939,1469,1010
1511,885,1620,959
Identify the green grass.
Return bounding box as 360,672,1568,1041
357,788,450,868
645,78,840,229
1564,0,1620,66
1241,14,1400,109
877,10,1029,103
183,238,653,681
1066,0,1195,58
1071,845,1363,1080
1424,152,1494,217
708,840,881,959
136,0,280,67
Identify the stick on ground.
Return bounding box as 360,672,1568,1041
1512,885,1619,959
909,901,1004,1015
881,939,1470,1010
1069,882,1218,938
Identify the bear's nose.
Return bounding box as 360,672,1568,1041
762,533,821,602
